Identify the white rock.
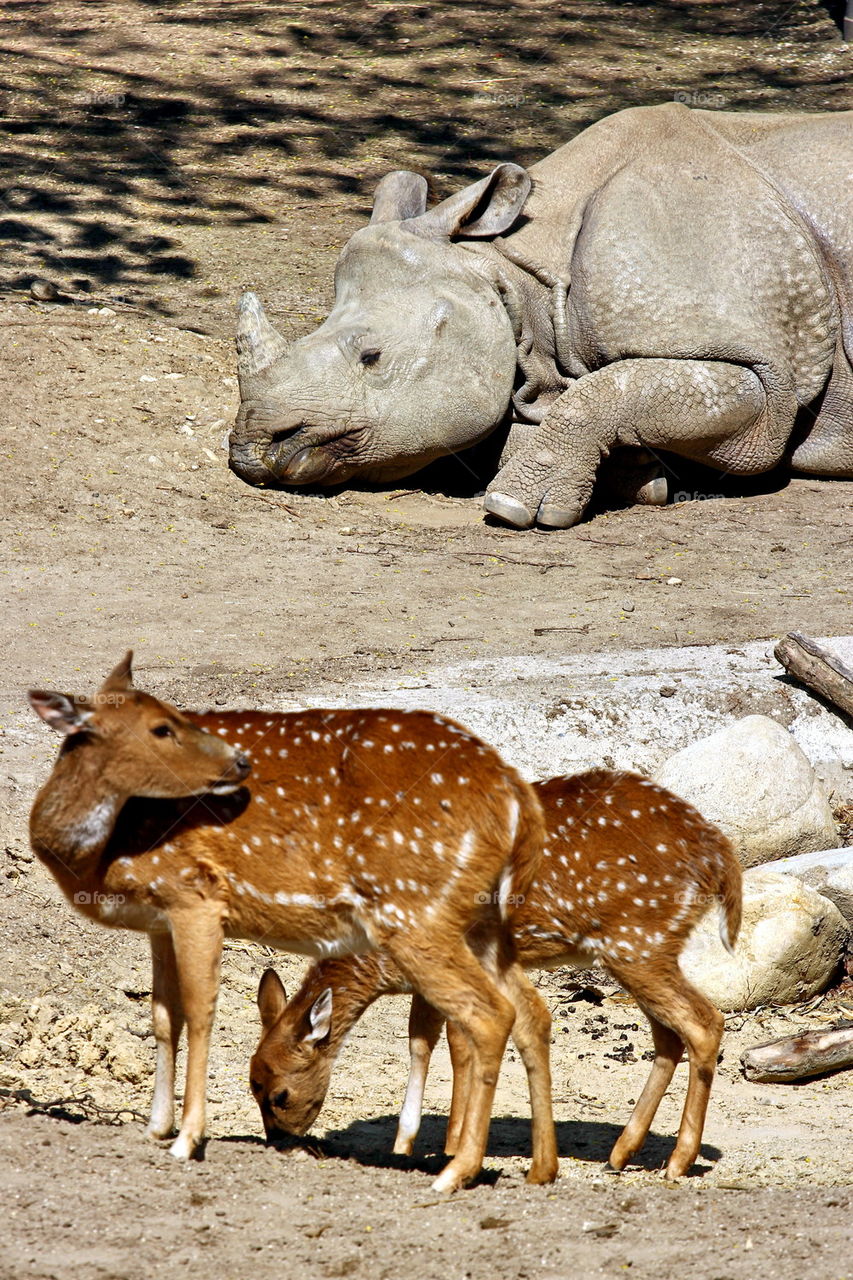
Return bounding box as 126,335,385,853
680,870,850,1011
760,847,853,926
655,714,837,867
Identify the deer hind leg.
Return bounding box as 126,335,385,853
607,1010,683,1173
608,961,724,1179
146,930,185,1140
393,993,446,1156
388,936,515,1193
654,973,724,1179
490,959,557,1184
445,1019,473,1156
167,907,224,1161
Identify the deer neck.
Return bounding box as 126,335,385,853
298,954,395,1058
29,743,123,884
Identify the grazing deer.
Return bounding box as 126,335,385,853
251,769,742,1179
28,652,555,1191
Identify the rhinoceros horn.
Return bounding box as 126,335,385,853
236,291,289,387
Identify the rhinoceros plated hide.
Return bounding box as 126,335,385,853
229,103,853,529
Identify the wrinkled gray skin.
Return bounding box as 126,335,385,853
229,103,853,528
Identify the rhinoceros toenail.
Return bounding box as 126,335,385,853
537,503,580,529
483,493,535,529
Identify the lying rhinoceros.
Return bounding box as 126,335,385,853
229,103,853,528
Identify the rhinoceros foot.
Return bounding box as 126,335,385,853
483,491,584,529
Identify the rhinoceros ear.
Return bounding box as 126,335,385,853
369,171,429,224
411,163,531,240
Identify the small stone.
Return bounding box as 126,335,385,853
666,576,682,585
659,685,677,697
19,1037,46,1068
581,1220,619,1237
30,279,57,301
622,601,635,612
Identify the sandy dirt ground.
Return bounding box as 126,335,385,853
2,3,853,1278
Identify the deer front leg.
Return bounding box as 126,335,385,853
167,907,224,1161
146,930,184,1140
484,358,772,529
389,937,515,1194
445,1019,473,1156
393,994,446,1156
498,965,557,1185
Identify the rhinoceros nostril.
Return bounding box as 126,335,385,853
269,423,310,445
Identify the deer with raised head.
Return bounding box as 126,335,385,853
28,652,555,1191
251,769,742,1179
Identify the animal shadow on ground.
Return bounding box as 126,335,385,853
8,1103,722,1178
223,1113,723,1180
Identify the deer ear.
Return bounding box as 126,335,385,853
257,968,288,1029
304,988,333,1045
28,690,94,736
100,650,135,694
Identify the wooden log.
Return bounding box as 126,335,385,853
773,632,853,719
741,1024,853,1083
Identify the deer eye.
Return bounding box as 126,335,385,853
360,348,381,367
151,724,174,739
272,1089,289,1111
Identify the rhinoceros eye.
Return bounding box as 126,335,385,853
360,348,381,367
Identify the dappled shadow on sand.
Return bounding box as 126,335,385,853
0,0,847,317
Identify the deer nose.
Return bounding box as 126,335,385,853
265,1126,298,1150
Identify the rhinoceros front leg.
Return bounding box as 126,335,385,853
484,358,772,529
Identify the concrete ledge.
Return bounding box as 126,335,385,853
291,637,853,798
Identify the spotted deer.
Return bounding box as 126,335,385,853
28,653,555,1192
251,769,742,1179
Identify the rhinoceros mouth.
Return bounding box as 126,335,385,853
264,430,356,486
276,442,337,484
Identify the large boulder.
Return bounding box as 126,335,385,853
655,715,837,867
680,870,850,1011
760,847,853,927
